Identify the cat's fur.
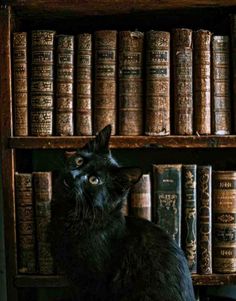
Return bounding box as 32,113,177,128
50,125,195,301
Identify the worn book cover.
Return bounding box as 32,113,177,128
230,15,236,133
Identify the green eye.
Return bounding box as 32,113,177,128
75,156,84,167
88,175,100,185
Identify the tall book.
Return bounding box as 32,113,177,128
230,15,236,132
145,31,170,136
33,172,54,274
31,30,55,136
172,28,193,135
76,33,92,135
118,30,144,135
94,30,117,135
182,164,197,273
129,173,151,221
213,171,236,273
12,32,28,136
15,173,36,273
55,35,74,136
197,165,212,274
153,164,182,246
193,30,212,135
212,36,231,135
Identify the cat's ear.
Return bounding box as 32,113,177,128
116,167,143,189
94,124,112,153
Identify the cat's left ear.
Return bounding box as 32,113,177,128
116,167,143,189
94,124,112,153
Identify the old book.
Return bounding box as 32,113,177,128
172,28,193,135
55,35,74,136
12,32,28,136
193,30,212,135
182,164,197,273
33,172,54,274
197,165,212,274
129,173,151,221
31,30,55,136
94,30,117,135
231,15,236,132
212,36,231,135
118,30,144,135
145,31,170,136
153,164,182,246
15,173,36,273
76,33,92,135
213,171,236,273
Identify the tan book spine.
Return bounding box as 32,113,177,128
172,28,193,135
94,30,117,135
212,36,231,135
145,31,170,136
194,30,212,135
76,33,92,135
230,15,236,133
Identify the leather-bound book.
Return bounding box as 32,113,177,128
193,30,212,135
31,30,55,136
94,30,117,135
231,15,236,132
172,28,193,135
33,172,54,274
130,174,151,221
76,33,92,135
182,164,197,273
55,35,74,136
145,31,170,136
212,36,231,135
118,30,144,135
12,32,28,136
197,165,212,274
213,171,236,273
15,173,36,273
153,164,182,246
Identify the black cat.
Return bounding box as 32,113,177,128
50,125,195,301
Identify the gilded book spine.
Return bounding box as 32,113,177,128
13,32,28,136
31,30,55,136
230,15,236,132
145,31,170,136
118,30,144,135
94,30,117,135
172,28,193,135
212,36,231,135
56,35,74,136
193,30,212,135
76,33,92,135
213,171,236,273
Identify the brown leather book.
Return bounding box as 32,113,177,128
172,28,193,135
212,36,231,135
76,33,92,135
193,30,212,135
15,173,36,273
118,30,144,135
31,30,55,136
94,30,117,135
231,15,236,133
55,35,74,136
145,31,170,136
12,32,28,136
213,171,236,273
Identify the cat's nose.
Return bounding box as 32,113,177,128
70,169,80,179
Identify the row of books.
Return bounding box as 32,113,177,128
13,21,236,137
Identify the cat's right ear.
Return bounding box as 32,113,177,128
115,167,143,190
94,124,112,153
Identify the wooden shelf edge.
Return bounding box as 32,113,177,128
192,273,236,286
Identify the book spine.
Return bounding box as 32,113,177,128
12,32,28,136
197,165,212,274
194,30,212,135
153,164,182,246
94,30,117,135
230,15,236,133
212,36,231,135
118,30,144,135
145,31,170,136
31,30,55,136
55,35,74,136
76,33,92,135
172,28,193,135
182,164,197,273
130,173,151,221
213,171,236,273
15,173,36,273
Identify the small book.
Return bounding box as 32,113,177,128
230,15,236,133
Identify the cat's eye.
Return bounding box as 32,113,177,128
75,156,84,167
88,175,100,185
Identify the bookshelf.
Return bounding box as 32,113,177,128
2,1,236,300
